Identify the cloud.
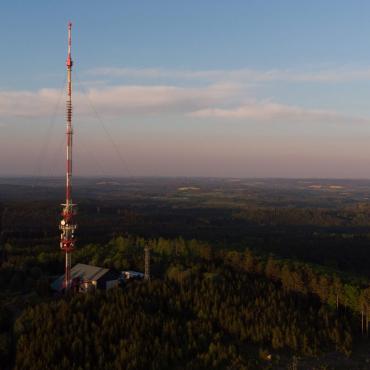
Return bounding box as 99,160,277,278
87,66,370,83
0,84,240,118
0,83,367,126
190,101,370,124
0,89,63,117
84,83,239,116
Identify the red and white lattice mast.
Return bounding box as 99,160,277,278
60,22,77,291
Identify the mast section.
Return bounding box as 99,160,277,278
60,22,76,291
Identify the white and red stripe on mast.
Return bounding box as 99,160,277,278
60,21,77,292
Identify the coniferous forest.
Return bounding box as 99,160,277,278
14,270,353,369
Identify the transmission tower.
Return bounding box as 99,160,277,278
59,22,77,292
144,245,150,281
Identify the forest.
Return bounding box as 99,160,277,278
0,236,369,369
1,178,370,369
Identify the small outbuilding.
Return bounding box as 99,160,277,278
52,263,121,293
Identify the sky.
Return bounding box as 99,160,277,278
2,1,370,177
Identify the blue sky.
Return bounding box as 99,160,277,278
2,1,370,177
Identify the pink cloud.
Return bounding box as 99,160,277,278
190,101,370,124
0,84,240,118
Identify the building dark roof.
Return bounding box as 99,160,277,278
51,263,111,291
